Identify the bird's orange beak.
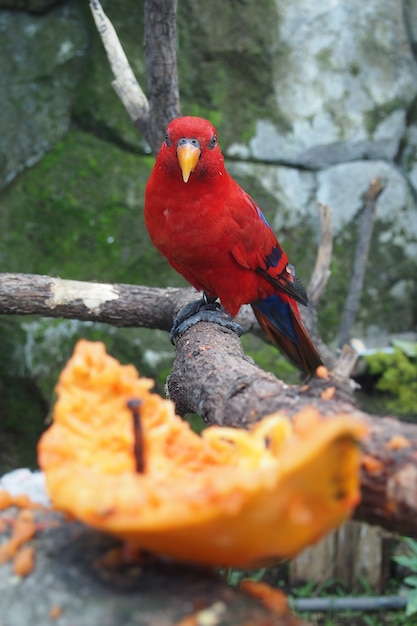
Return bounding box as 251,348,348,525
177,141,201,183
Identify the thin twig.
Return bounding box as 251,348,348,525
307,203,333,307
331,344,359,386
338,177,384,348
300,203,335,368
89,0,180,154
89,0,150,128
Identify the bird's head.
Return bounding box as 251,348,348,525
162,116,223,183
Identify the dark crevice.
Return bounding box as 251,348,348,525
402,0,417,63
71,116,151,157
0,1,68,16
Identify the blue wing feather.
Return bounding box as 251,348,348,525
252,296,298,344
256,206,272,228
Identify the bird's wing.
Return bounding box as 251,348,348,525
229,187,308,306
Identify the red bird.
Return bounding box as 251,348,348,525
144,116,323,375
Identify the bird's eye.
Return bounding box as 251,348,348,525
208,134,217,150
165,130,172,147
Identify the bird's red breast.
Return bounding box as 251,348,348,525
144,116,323,374
145,117,291,317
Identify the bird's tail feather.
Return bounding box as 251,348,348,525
251,297,323,376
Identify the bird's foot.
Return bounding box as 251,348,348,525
170,295,243,345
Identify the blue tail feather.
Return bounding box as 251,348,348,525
252,295,298,344
251,295,323,376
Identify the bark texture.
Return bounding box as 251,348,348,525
0,272,416,539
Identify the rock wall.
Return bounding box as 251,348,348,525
0,2,89,186
0,0,416,466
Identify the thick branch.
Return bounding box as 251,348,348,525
144,0,180,148
0,272,184,329
167,322,360,425
354,416,417,535
0,273,257,334
167,320,417,538
1,272,416,537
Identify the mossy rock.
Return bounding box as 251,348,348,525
0,315,175,471
0,127,183,469
0,128,184,288
178,0,277,143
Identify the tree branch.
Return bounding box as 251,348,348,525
0,272,416,538
89,0,180,154
168,319,417,539
302,202,336,368
144,0,180,148
307,203,333,307
0,273,257,334
338,177,384,347
89,1,150,134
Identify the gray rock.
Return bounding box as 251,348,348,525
0,1,59,11
404,0,417,46
400,116,417,194
0,4,89,189
316,161,417,251
0,470,295,626
0,469,49,507
239,0,417,167
228,161,317,231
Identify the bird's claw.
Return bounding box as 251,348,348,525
170,297,243,345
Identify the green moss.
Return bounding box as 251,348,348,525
0,129,182,288
0,318,29,379
73,0,147,151
241,334,300,384
364,345,417,418
314,214,417,345
316,48,334,71
407,98,417,126
0,374,47,473
178,0,277,145
349,63,361,77
0,316,176,471
363,100,403,135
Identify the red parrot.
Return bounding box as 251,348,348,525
144,116,323,376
